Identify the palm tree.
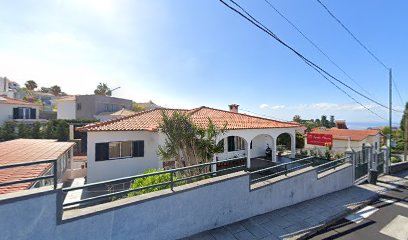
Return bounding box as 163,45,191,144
94,83,112,96
25,80,37,90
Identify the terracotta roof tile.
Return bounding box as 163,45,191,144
79,106,299,132
0,139,75,194
311,128,380,141
0,96,40,106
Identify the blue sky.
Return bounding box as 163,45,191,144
0,0,406,126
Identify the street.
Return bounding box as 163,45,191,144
310,173,408,240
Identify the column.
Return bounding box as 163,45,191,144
211,154,217,173
290,133,296,158
246,145,251,169
272,139,277,162
382,146,389,174
345,149,355,182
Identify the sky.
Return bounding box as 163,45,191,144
0,0,407,127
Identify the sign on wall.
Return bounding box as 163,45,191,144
307,133,333,146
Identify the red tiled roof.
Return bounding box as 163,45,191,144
0,139,75,194
0,96,40,106
311,128,380,141
54,95,76,102
79,106,299,132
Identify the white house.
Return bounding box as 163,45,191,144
304,128,382,154
78,104,300,183
0,96,42,125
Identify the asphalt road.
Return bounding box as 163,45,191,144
309,178,408,240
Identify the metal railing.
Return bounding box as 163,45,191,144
250,156,316,183
316,157,349,174
0,159,58,189
62,158,246,207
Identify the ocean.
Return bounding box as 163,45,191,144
347,122,400,130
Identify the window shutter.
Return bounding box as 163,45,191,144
95,143,109,161
133,141,144,157
228,136,235,152
13,108,19,119
30,108,36,119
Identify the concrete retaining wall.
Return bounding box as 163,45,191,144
0,164,353,240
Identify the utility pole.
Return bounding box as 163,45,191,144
405,110,408,161
388,68,392,164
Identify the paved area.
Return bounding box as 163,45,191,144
184,170,408,240
310,170,408,240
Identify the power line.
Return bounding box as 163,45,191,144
219,0,399,116
315,0,389,70
392,78,405,107
262,0,376,99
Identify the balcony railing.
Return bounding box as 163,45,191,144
0,159,58,190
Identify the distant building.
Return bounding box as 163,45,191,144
0,77,19,98
95,108,137,121
0,96,45,125
305,128,382,154
134,100,160,111
0,139,75,194
55,95,133,120
335,120,348,129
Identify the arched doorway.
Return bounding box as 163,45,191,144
276,132,296,160
215,135,248,168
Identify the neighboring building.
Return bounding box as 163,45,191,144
0,96,44,125
0,77,19,98
0,139,75,194
134,100,160,111
78,104,300,183
304,128,382,154
55,95,133,120
335,120,348,129
95,108,137,122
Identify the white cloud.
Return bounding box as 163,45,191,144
259,104,269,109
271,105,285,110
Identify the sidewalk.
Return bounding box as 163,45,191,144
184,171,408,240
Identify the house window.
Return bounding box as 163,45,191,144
108,141,133,159
227,136,246,152
95,141,144,161
13,107,36,119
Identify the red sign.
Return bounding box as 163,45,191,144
307,133,333,146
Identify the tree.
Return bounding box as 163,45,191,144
292,115,301,123
40,87,51,93
329,115,335,128
25,80,38,90
32,122,42,139
94,83,112,96
400,102,408,135
132,103,145,112
296,132,305,148
0,122,17,141
315,119,321,126
50,85,62,96
158,111,225,175
321,115,328,128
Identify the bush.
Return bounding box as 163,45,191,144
391,155,402,164
128,168,173,197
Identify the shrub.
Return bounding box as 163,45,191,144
391,155,402,164
128,168,173,197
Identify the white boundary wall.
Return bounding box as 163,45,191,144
0,164,353,240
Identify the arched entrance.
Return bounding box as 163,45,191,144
215,135,248,168
276,132,296,159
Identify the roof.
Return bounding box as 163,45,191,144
79,106,299,132
311,128,380,141
0,96,40,106
110,108,136,116
0,139,75,194
54,95,76,102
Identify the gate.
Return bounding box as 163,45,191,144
377,151,385,174
354,149,368,181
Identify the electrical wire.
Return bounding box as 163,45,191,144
219,0,401,116
263,0,376,99
315,0,389,70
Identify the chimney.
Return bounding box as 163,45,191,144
229,104,239,113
